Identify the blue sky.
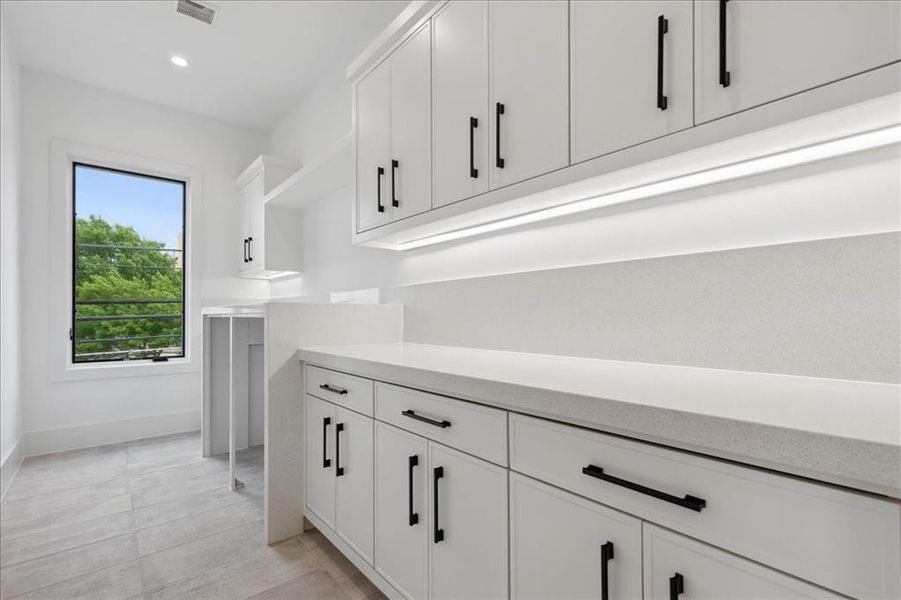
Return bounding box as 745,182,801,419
74,164,184,249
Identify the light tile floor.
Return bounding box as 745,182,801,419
0,432,384,600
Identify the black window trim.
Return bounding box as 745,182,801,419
71,161,188,365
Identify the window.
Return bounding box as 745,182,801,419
72,163,186,364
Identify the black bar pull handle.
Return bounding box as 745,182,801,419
719,0,731,87
391,159,399,207
247,237,253,262
469,117,479,178
657,15,669,110
495,102,505,169
402,409,451,429
376,166,385,213
335,423,344,477
669,572,684,600
243,238,249,263
408,455,419,526
601,541,614,600
582,464,706,512
433,466,444,543
322,417,331,468
319,383,348,396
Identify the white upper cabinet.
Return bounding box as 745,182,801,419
356,60,391,232
489,0,569,189
571,0,693,163
390,23,432,222
694,0,901,124
235,155,301,278
432,0,490,208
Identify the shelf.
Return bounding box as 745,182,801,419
265,132,352,208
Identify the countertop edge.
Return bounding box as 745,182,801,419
298,348,901,500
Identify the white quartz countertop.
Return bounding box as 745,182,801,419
202,304,265,317
299,342,901,499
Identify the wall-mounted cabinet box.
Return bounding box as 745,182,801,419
349,0,901,250
235,155,303,278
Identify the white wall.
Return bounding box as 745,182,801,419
20,69,269,453
1,10,25,482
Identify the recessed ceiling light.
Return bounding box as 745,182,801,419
170,55,189,68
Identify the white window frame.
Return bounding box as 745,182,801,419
49,139,202,381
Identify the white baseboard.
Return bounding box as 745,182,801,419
24,410,201,457
1,436,24,502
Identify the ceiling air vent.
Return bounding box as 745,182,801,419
176,0,217,25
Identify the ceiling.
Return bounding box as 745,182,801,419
1,0,409,130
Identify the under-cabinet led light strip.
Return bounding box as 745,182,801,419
395,125,901,251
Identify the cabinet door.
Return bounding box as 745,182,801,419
334,406,374,564
237,174,261,272
390,23,432,222
695,0,901,124
374,422,429,600
356,61,391,232
489,0,568,189
247,192,264,270
571,1,693,163
429,443,507,600
643,524,840,599
304,395,335,528
510,473,642,600
432,0,489,208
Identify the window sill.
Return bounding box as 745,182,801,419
52,356,199,383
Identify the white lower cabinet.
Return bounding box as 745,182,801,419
429,443,508,600
305,394,336,528
375,422,429,599
642,524,839,599
335,406,374,563
510,473,642,600
307,369,897,600
304,396,374,564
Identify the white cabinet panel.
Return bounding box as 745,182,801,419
237,173,261,273
429,443,507,600
510,473,642,600
356,61,391,232
335,406,374,564
374,422,429,600
571,0,693,163
432,0,489,208
695,0,901,124
643,524,840,599
489,0,569,189
304,394,335,528
390,23,432,221
305,365,375,416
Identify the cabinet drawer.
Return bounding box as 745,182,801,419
643,524,838,599
510,414,901,599
305,366,374,416
375,383,507,466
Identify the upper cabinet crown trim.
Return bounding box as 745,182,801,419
346,0,442,82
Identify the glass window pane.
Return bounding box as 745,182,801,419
72,163,185,363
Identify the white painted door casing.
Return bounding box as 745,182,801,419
489,0,569,189
571,0,694,163
374,422,429,600
694,0,901,124
432,0,490,208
